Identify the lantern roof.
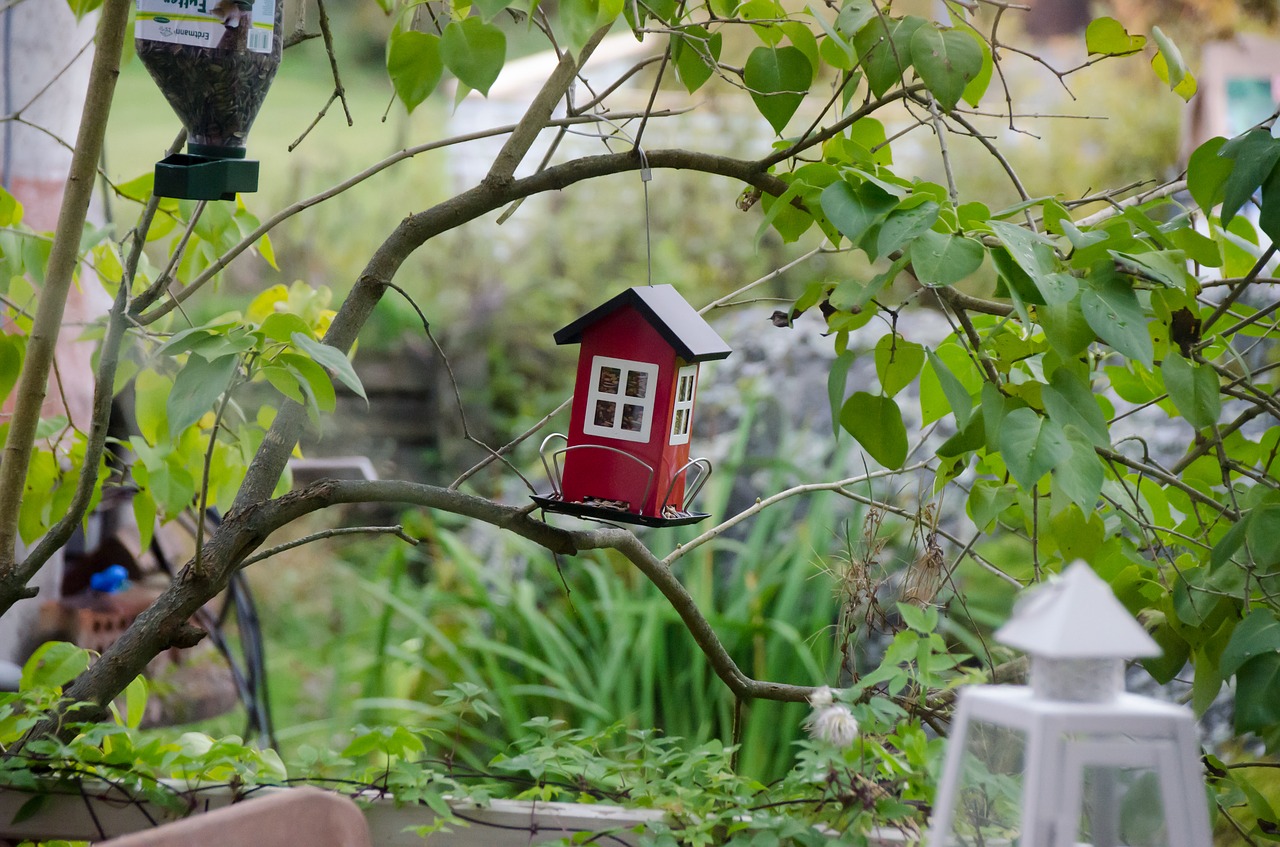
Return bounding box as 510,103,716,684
995,561,1161,659
554,285,732,362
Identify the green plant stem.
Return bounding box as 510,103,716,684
0,0,130,616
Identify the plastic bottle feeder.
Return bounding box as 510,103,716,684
136,0,283,201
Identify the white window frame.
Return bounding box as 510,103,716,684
583,356,659,443
669,365,698,445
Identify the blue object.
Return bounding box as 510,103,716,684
90,564,130,594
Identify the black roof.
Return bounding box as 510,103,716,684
553,285,732,362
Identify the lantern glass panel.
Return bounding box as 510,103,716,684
1072,765,1171,847
594,401,616,426
940,721,1028,847
625,372,648,398
621,404,645,431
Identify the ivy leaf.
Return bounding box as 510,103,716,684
292,333,368,403
744,46,813,134
387,31,443,114
441,18,507,97
1084,16,1146,56
1220,610,1280,677
168,354,239,441
853,14,925,98
671,26,722,93
909,230,984,285
820,179,897,248
840,391,908,469
1080,267,1153,368
908,24,983,112
998,407,1070,490
874,334,924,398
1150,26,1196,101
1161,353,1220,430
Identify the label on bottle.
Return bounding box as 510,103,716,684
136,0,277,54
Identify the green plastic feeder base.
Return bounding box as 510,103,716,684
153,151,260,201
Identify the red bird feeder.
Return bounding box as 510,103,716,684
533,285,731,527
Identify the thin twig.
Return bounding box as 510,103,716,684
240,525,419,567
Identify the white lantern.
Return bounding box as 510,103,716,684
927,561,1211,847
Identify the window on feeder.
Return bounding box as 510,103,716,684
669,365,697,445
584,356,658,443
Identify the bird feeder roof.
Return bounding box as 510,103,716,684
995,561,1161,659
554,285,732,362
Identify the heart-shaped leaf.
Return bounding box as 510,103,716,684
671,26,722,93
744,45,813,134
1161,353,1221,430
909,24,983,112
840,391,908,469
387,31,443,114
909,230,984,285
998,407,1070,490
1084,16,1146,56
442,18,507,97
820,179,897,248
853,14,925,98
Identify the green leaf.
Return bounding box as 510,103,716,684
988,219,1056,288
1187,137,1233,212
168,354,239,441
874,334,924,397
1080,267,1153,368
1220,610,1280,677
65,0,103,19
0,186,23,227
1234,652,1280,735
1161,354,1220,429
1084,16,1146,56
744,46,813,134
1150,26,1196,101
875,202,939,259
21,641,90,692
828,350,855,438
967,480,1016,531
292,333,367,403
560,0,625,54
909,230,984,285
1055,426,1105,512
473,0,513,22
853,14,925,98
1245,502,1280,572
925,348,972,428
835,0,875,38
1218,130,1280,228
1042,369,1109,447
671,26,722,93
124,675,149,729
840,391,908,469
387,31,443,114
998,407,1070,489
908,24,983,112
441,18,507,97
1260,159,1280,247
961,33,992,107
1039,299,1095,360
820,179,897,248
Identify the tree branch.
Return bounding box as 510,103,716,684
0,0,130,615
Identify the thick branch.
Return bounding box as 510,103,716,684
64,478,817,710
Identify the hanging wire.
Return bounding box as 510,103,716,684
638,146,653,286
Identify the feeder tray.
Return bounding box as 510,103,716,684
531,494,711,527
154,146,261,202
